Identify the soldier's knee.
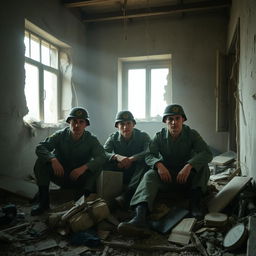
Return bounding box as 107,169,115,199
144,169,158,181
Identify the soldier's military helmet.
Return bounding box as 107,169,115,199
162,104,187,123
115,110,136,127
66,107,90,125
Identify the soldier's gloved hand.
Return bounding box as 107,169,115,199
176,163,192,184
156,162,172,183
51,158,64,177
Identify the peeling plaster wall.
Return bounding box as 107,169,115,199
84,12,229,152
0,1,234,181
0,0,88,178
228,0,256,180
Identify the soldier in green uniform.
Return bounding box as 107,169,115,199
118,104,213,235
104,110,151,208
31,107,106,216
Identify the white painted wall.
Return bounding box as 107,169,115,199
228,0,256,179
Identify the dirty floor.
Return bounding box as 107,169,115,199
0,187,249,256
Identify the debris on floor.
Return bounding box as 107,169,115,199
0,152,255,256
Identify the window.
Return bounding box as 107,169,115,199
120,56,171,121
24,30,59,123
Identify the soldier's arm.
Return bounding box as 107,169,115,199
145,133,164,169
187,130,213,171
130,132,151,162
86,137,107,172
35,131,62,163
103,135,117,161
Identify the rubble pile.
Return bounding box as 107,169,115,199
0,151,255,256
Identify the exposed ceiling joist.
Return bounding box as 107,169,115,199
84,4,229,22
64,0,122,8
64,0,231,23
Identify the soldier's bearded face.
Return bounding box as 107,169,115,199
166,115,184,137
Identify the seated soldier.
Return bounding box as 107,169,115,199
31,107,106,216
104,110,151,209
118,104,213,236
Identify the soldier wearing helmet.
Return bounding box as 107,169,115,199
104,110,151,209
66,107,90,125
31,107,106,216
118,104,213,236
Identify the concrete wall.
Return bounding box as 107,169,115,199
84,12,229,151
0,0,88,178
228,0,256,179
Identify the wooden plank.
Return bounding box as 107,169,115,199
103,240,196,253
0,175,37,199
207,176,252,212
211,155,235,166
247,216,256,256
168,218,196,245
64,0,118,8
0,222,30,233
83,4,229,22
191,232,209,256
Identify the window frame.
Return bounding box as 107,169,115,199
121,59,171,121
24,29,61,123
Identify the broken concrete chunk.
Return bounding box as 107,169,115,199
208,176,252,212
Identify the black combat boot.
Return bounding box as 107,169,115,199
115,189,134,210
189,188,203,220
31,186,50,216
118,203,150,237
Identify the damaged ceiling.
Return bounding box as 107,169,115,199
63,0,231,23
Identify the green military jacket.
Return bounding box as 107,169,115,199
146,125,213,172
36,127,106,173
104,128,151,162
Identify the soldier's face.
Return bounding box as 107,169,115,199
117,121,135,139
70,118,87,138
166,115,184,137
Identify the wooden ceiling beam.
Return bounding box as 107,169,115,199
82,1,230,23
64,0,121,8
